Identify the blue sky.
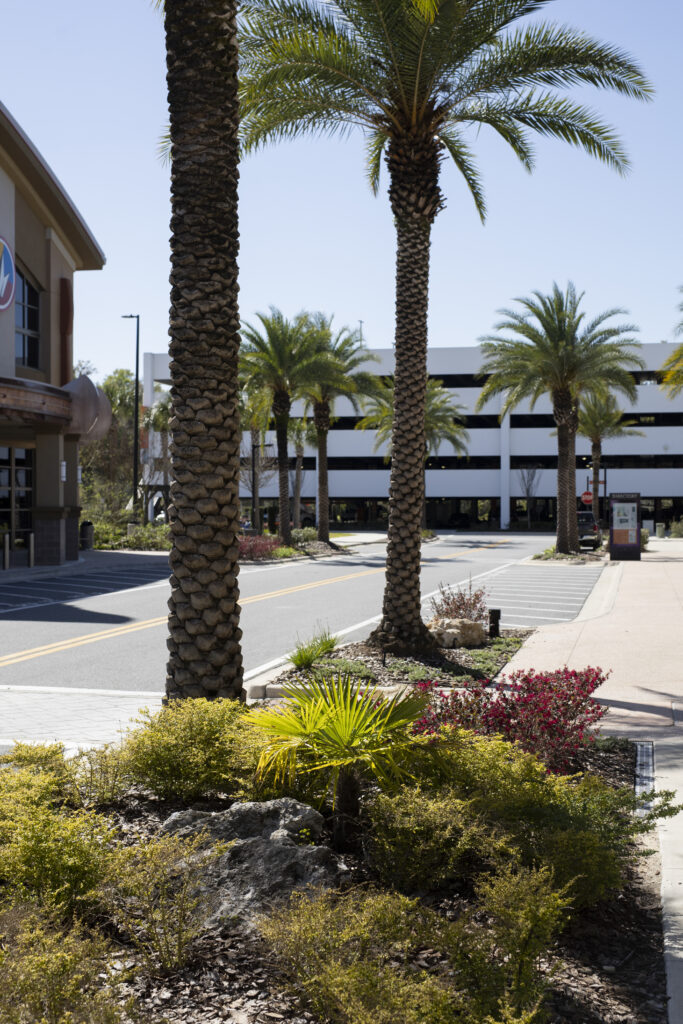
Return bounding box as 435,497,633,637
0,0,680,382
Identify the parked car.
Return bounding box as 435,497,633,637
577,510,603,550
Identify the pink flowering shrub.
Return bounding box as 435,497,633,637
412,666,609,772
239,534,281,560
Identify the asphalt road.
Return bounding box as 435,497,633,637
0,533,602,692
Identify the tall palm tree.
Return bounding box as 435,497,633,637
240,309,340,546
240,380,273,533
240,0,650,651
356,377,469,526
159,0,243,701
578,393,644,523
301,315,378,544
477,283,643,553
659,287,683,396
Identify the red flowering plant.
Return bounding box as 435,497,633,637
239,534,281,560
411,666,609,773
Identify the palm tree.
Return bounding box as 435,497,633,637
158,0,243,701
240,381,273,533
659,287,683,396
301,315,378,544
240,0,650,651
240,309,340,546
477,283,643,553
356,377,469,526
578,393,644,523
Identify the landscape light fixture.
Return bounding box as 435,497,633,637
121,314,141,516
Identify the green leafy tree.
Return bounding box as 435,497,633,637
301,314,378,543
240,0,651,650
477,283,643,552
578,393,644,523
156,0,244,701
357,377,469,526
80,369,138,527
240,309,341,546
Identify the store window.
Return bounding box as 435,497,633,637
14,269,41,368
0,447,34,549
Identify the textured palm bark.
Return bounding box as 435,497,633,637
368,135,443,653
567,403,580,551
314,400,330,544
250,425,261,534
273,392,292,547
165,0,243,700
591,440,601,523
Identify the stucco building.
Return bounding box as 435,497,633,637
144,343,683,534
0,102,110,566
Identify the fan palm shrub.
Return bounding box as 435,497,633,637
240,0,651,649
477,283,643,552
247,674,430,847
659,290,683,398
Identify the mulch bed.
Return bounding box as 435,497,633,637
108,731,668,1024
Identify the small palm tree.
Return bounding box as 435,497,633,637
301,315,378,543
357,377,469,526
240,309,340,546
578,393,644,523
240,0,651,650
477,283,643,553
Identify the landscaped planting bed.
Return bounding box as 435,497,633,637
0,662,676,1024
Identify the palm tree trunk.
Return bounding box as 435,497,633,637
164,0,243,701
250,425,261,533
162,429,170,523
591,440,601,523
273,393,292,546
567,415,580,551
293,439,303,529
369,137,443,653
556,421,571,554
314,400,330,544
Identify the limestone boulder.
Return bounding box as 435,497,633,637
428,617,487,648
160,798,346,931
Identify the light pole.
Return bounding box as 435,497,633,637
121,314,140,518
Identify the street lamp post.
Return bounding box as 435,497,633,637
121,314,141,518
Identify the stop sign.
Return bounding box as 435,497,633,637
581,491,593,505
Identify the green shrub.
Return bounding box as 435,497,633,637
124,698,262,801
641,527,649,550
405,728,680,906
70,745,134,806
261,873,565,1024
115,523,171,551
0,802,115,912
386,660,432,683
92,520,125,549
367,786,506,891
670,517,683,538
289,628,339,670
0,768,64,843
292,527,318,548
0,743,75,799
273,545,298,558
0,904,127,1024
99,830,225,971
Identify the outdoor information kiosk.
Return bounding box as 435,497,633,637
609,492,641,561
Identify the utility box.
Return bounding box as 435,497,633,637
609,493,641,561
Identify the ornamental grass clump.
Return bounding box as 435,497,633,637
412,666,610,772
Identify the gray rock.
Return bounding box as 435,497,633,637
160,798,345,931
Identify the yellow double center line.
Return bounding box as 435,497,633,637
0,540,509,668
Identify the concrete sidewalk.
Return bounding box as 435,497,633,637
504,537,683,1023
